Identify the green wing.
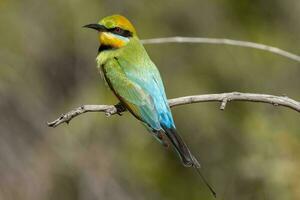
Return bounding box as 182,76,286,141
102,58,161,130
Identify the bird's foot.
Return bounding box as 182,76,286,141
114,102,127,116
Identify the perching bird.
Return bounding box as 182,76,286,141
84,14,216,197
84,14,199,167
84,15,215,197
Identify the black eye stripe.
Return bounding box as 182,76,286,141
108,27,132,37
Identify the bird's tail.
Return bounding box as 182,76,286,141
162,126,200,168
162,126,216,198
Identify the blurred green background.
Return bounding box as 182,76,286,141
0,0,299,199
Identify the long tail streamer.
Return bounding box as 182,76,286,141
194,166,217,198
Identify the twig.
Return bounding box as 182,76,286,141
141,37,300,63
47,92,300,128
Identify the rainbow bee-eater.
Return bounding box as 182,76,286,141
84,15,199,168
84,14,201,166
84,15,216,197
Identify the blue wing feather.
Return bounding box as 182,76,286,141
116,57,175,129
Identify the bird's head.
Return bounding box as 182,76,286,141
84,15,137,50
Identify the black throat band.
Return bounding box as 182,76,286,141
98,45,114,53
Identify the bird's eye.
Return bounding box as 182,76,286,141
114,27,122,33
111,27,132,37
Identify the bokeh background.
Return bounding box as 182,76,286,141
0,0,299,199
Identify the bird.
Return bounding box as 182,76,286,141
84,15,215,197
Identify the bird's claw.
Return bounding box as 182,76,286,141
114,102,126,116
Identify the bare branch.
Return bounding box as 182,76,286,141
141,37,300,63
47,92,300,128
47,105,117,128
48,37,300,127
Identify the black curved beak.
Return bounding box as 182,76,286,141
83,24,107,32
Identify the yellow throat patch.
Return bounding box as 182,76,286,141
99,32,128,48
